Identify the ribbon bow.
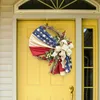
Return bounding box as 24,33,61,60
51,39,74,75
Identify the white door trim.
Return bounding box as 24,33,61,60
13,17,17,100
13,14,100,100
76,18,82,100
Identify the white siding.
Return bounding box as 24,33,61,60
0,97,12,100
0,5,13,99
0,65,12,70
0,91,12,96
0,84,12,90
0,78,12,84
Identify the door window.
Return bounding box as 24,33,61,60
82,20,98,100
18,0,96,10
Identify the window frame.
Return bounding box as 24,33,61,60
14,0,100,14
82,21,98,100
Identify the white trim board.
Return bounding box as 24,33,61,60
14,13,100,19
13,17,17,100
76,18,82,100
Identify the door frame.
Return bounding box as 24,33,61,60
13,13,100,100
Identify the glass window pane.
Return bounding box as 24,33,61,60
84,88,93,100
84,28,93,47
84,49,93,67
84,69,93,87
19,0,96,10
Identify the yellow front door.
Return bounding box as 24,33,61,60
17,20,76,100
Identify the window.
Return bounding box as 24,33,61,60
14,0,100,13
18,0,96,10
82,20,98,100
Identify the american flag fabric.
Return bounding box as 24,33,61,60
29,26,56,56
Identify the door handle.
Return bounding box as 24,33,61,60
69,86,74,100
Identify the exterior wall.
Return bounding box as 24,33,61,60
0,0,100,100
0,5,13,100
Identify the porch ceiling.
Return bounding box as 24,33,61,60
0,0,100,5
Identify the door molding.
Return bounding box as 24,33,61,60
13,14,100,100
76,18,82,100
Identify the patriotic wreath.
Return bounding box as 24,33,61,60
29,24,74,76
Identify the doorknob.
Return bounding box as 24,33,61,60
69,86,74,100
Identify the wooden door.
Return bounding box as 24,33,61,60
17,20,76,100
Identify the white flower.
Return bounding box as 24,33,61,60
55,46,61,52
62,44,69,51
68,43,74,49
67,49,72,56
59,50,66,58
51,52,58,57
60,40,68,45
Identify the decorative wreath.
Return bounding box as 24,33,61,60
29,24,74,76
